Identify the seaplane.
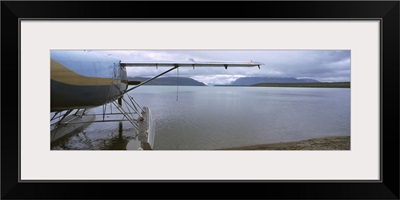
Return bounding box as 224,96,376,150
50,50,263,150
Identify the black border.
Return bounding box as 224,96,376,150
2,1,399,199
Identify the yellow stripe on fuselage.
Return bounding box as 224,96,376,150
51,59,122,86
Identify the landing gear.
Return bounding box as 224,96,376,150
107,93,155,150
50,109,95,143
50,92,155,150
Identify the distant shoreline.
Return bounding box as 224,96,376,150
220,136,350,150
131,82,350,88
215,82,350,88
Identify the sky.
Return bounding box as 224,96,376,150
96,50,350,85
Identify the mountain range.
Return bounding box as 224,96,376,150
128,77,206,86
230,77,319,85
128,76,319,86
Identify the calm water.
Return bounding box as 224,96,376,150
51,86,350,150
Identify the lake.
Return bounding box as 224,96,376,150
51,86,350,150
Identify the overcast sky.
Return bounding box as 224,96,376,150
97,50,350,85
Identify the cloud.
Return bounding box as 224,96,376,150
191,75,246,85
95,50,351,84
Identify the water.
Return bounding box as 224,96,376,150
51,86,350,150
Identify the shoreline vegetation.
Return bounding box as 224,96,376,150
220,136,350,150
215,82,350,88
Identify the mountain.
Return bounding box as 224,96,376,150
230,77,319,85
128,76,206,86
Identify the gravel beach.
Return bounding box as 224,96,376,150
221,136,350,150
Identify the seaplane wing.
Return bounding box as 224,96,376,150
120,59,263,68
121,59,264,93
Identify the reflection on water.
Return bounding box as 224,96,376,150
51,86,350,150
51,120,136,150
